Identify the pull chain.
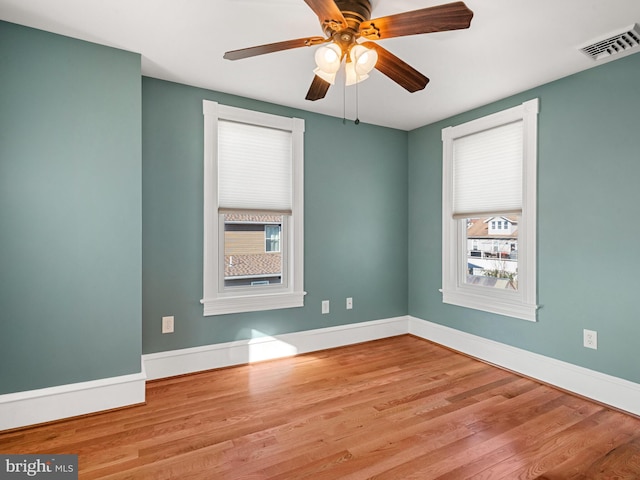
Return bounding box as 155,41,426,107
342,76,346,124
354,79,360,125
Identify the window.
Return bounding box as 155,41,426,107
202,101,305,315
224,214,283,287
441,99,538,321
265,224,281,253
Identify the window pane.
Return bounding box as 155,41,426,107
265,225,281,252
465,216,518,291
224,213,283,287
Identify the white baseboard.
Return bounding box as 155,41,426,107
143,316,408,380
0,368,146,431
144,315,640,417
5,315,638,431
409,316,640,417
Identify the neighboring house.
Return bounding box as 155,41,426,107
466,216,518,289
224,213,282,286
467,216,518,259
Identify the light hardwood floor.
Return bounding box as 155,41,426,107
2,335,640,479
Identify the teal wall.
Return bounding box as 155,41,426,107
0,22,142,394
142,77,408,354
408,52,640,383
4,15,639,399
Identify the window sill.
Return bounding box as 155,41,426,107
202,291,306,316
442,289,538,322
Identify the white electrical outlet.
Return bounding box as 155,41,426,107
322,300,330,314
162,316,174,334
346,297,353,310
583,329,597,349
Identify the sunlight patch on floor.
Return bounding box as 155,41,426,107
247,329,299,363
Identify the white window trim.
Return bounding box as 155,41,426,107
441,98,539,322
201,100,305,316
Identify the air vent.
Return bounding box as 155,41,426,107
580,23,640,61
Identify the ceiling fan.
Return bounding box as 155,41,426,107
223,0,474,101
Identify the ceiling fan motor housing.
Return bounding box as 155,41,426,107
324,0,372,53
324,0,372,34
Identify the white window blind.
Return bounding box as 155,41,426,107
218,120,292,214
452,120,523,218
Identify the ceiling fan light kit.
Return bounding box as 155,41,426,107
314,42,378,85
224,0,474,101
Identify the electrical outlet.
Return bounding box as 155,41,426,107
583,329,597,349
162,316,174,334
346,297,353,310
322,300,330,314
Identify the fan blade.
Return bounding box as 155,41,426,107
359,1,473,40
224,36,326,60
362,42,429,93
304,0,348,30
305,75,331,101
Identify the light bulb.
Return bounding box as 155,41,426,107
350,44,378,75
314,43,342,74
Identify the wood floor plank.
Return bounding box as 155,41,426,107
1,335,639,479
486,408,637,480
339,390,572,479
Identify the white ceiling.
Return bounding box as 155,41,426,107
2,0,639,130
